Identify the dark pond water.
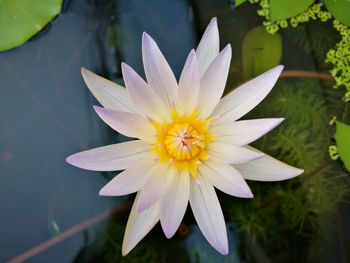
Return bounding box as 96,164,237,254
0,0,349,262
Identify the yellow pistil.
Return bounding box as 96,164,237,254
150,108,215,177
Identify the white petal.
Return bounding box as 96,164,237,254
159,171,190,238
198,45,232,119
99,154,156,196
213,65,284,123
176,50,200,115
122,192,159,256
94,106,156,143
121,62,170,121
137,164,176,212
142,33,178,106
234,146,304,181
207,142,263,164
196,17,220,77
81,68,135,112
189,175,228,255
199,160,253,198
66,140,149,171
211,118,284,146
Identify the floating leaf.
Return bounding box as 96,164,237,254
335,121,350,171
235,0,246,7
324,0,350,27
0,0,63,51
270,0,313,21
242,26,282,79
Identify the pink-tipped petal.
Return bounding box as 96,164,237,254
189,175,229,255
137,164,176,212
81,68,135,112
94,106,156,143
213,65,284,123
196,17,220,77
122,193,159,256
198,44,232,119
176,50,200,115
159,171,190,238
99,154,155,196
142,32,178,106
211,118,284,146
121,62,170,121
235,146,304,181
199,160,253,198
66,140,149,171
207,142,263,164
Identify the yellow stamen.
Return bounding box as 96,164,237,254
151,108,215,177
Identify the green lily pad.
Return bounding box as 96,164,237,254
0,0,63,51
335,121,350,171
235,0,246,7
242,26,282,79
324,0,350,27
269,0,313,21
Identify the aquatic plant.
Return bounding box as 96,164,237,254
66,18,302,255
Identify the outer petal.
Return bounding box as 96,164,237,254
213,65,284,124
176,50,200,115
198,45,232,119
66,140,149,171
94,106,156,143
207,142,263,164
234,146,304,181
189,175,228,255
137,164,176,212
211,118,284,146
196,17,220,77
121,62,170,121
81,68,135,112
99,154,155,196
122,192,159,256
142,33,178,106
159,171,190,238
199,160,253,198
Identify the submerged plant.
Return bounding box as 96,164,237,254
66,18,303,255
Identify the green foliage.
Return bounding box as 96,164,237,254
283,19,340,62
249,1,332,34
269,0,313,21
326,20,350,100
324,0,350,27
0,0,63,51
335,121,350,171
242,26,282,79
228,78,350,258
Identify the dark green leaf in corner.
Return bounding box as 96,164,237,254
0,0,63,51
270,0,313,21
242,26,282,79
335,121,350,172
324,0,350,27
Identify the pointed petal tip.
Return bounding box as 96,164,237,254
142,32,152,42
208,17,218,27
66,154,80,168
163,227,175,239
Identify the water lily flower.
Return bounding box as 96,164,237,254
66,17,303,255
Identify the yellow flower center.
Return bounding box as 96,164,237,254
150,108,215,177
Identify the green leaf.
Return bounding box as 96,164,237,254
235,0,247,7
335,121,350,171
242,26,282,79
324,0,350,27
269,0,313,21
0,0,63,51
